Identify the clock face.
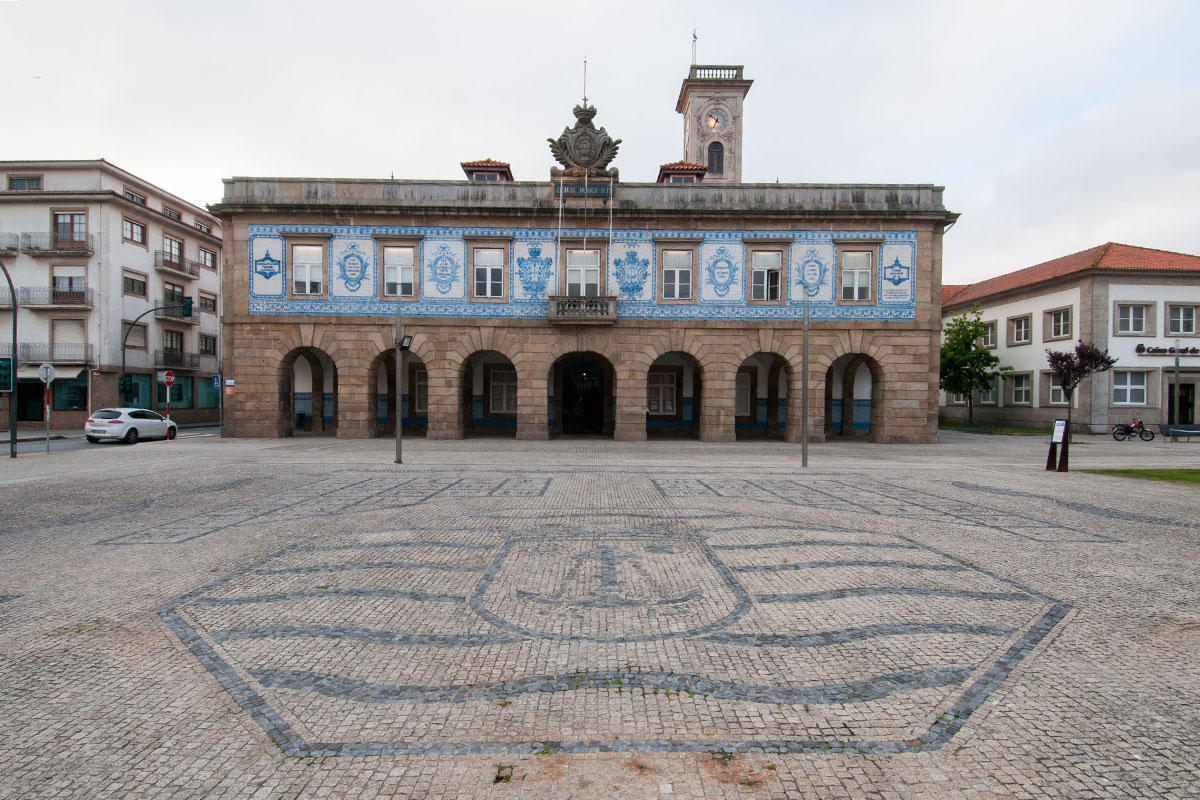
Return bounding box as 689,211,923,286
704,108,727,132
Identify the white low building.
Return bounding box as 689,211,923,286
0,160,222,429
941,243,1200,432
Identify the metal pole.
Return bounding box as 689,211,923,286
0,259,17,458
801,291,809,468
1174,338,1182,427
394,304,403,464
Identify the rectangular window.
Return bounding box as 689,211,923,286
1010,315,1031,345
122,322,147,350
292,244,323,295
566,249,601,297
383,246,415,297
1117,304,1145,334
1047,307,1072,339
8,176,42,190
54,212,87,245
950,393,967,405
662,250,693,300
52,265,86,293
981,321,997,348
52,376,88,410
158,376,193,410
163,281,185,307
1049,375,1067,405
163,329,184,353
412,369,428,413
51,319,86,357
197,377,221,408
123,188,146,205
489,369,517,414
979,382,996,405
162,235,182,265
473,247,505,298
750,250,783,301
1112,371,1147,404
122,271,147,297
841,251,872,301
1168,305,1196,335
668,175,695,183
198,293,217,313
162,206,181,221
199,334,217,355
199,248,216,269
122,218,147,244
195,220,213,235
1012,374,1031,405
647,372,676,415
735,372,752,417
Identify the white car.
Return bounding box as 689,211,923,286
85,408,178,444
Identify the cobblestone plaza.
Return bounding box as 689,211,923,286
1,434,1198,798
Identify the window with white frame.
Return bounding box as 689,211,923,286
489,369,517,413
951,393,967,404
750,250,782,301
1117,304,1145,334
473,247,505,298
292,244,323,295
1012,374,1031,404
735,372,752,416
647,372,676,415
1011,315,1031,344
1049,374,1067,405
1112,371,1147,404
979,381,996,405
981,321,996,348
566,249,601,296
412,369,428,413
841,251,872,301
1049,308,1071,339
662,250,692,300
1168,305,1196,335
383,246,415,297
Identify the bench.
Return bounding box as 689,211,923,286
1158,424,1200,441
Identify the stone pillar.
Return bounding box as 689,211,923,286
785,365,825,444
613,367,647,442
700,368,736,442
516,366,550,441
335,363,373,439
426,362,463,439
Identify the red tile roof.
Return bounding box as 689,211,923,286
945,243,1200,308
658,161,707,171
460,158,511,169
941,284,967,305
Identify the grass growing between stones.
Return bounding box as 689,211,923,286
1081,468,1200,485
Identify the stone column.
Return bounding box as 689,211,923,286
516,365,550,440
613,367,648,442
335,363,373,439
699,367,736,442
785,364,825,444
426,362,463,439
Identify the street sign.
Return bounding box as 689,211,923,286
163,370,176,387
212,374,221,390
37,363,56,384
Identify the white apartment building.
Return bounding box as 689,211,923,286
0,160,222,429
941,243,1200,432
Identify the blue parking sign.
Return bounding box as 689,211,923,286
212,374,221,390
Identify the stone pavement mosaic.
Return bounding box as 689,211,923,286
1,433,1198,798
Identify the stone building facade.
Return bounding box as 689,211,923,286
213,67,957,443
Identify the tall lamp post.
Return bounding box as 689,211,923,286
0,258,17,458
394,304,412,464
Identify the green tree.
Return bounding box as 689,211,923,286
940,305,1008,425
1046,341,1117,471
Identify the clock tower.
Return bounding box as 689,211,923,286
676,65,753,183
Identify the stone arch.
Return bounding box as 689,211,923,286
646,351,703,439
736,351,792,441
459,349,518,437
548,350,615,437
824,352,884,441
277,346,338,437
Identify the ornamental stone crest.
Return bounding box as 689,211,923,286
548,103,621,179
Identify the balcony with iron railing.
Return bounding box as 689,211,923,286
155,300,199,325
548,295,618,325
20,232,95,255
154,250,201,279
0,233,17,255
155,349,199,369
19,286,95,308
16,342,94,363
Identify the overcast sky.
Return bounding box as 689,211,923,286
3,0,1198,283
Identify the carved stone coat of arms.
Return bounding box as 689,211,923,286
548,103,621,179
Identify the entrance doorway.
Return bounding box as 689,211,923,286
1167,383,1196,425
551,353,613,436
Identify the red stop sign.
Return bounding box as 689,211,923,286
163,371,175,387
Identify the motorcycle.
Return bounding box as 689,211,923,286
1112,416,1154,441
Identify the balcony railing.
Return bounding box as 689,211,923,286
155,301,199,324
548,295,618,325
0,233,17,254
0,289,10,307
154,250,201,278
689,65,744,80
20,287,95,307
155,350,199,369
19,342,93,363
20,232,95,255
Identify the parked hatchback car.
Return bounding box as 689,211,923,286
85,408,178,444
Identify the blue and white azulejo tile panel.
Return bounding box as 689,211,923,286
246,224,919,321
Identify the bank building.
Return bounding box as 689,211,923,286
213,65,957,443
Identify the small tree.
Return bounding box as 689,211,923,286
940,305,1008,425
1046,341,1117,471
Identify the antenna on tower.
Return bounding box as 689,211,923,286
582,57,588,105
691,28,698,65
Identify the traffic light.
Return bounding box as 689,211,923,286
0,357,11,393
119,375,132,394
182,297,193,317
